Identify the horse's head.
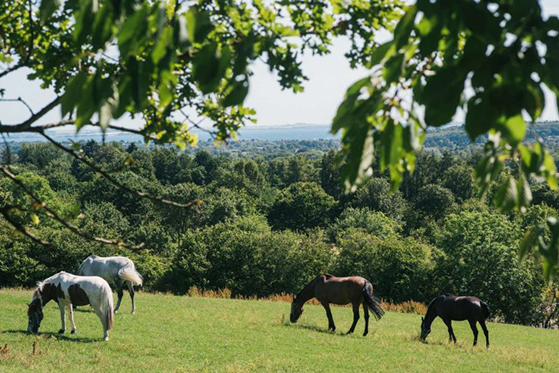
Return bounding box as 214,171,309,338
420,316,431,340
27,290,44,334
290,301,304,323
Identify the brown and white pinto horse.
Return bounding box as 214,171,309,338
290,274,384,336
27,272,114,341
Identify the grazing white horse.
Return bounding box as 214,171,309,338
27,272,114,341
77,255,143,314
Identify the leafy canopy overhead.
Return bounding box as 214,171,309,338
2,0,559,278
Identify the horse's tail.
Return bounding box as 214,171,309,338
106,304,114,330
363,282,385,321
118,262,143,286
481,301,490,320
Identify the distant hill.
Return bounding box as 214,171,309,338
424,121,559,150
3,121,559,153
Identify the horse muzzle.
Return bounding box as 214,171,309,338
27,324,39,334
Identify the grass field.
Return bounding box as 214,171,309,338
1,289,559,372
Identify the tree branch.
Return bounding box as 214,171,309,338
0,63,23,79
0,206,51,248
0,165,145,250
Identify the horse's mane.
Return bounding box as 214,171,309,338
36,272,65,292
426,293,455,310
294,274,327,301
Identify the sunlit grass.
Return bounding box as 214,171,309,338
1,289,559,372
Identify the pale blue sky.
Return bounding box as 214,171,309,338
1,0,558,130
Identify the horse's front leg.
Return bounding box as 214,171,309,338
67,304,77,334
58,302,66,334
347,303,360,335
442,318,456,343
321,302,336,332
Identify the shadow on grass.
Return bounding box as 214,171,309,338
285,323,364,337
72,307,94,313
2,330,101,343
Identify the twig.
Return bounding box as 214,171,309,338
0,98,35,115
0,206,51,248
0,165,145,250
0,63,23,79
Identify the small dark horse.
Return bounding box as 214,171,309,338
420,294,490,348
290,274,384,336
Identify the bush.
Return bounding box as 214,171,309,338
165,221,333,297
435,211,545,324
332,229,437,303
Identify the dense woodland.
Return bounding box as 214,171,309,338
3,126,559,327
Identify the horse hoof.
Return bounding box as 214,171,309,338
58,329,65,334
363,333,368,337
71,330,76,334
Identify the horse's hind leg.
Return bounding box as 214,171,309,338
127,281,136,314
67,303,77,334
347,302,360,335
362,302,370,336
321,302,336,332
114,280,124,313
480,320,490,349
468,319,479,346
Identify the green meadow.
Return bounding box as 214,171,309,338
1,289,559,372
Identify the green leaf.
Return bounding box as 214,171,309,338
421,66,466,126
331,77,372,133
152,27,173,64
222,78,250,107
393,5,417,49
192,43,230,94
74,0,95,45
118,5,148,57
496,114,525,146
465,97,498,141
31,213,40,225
39,0,62,25
367,42,395,68
516,173,532,212
382,54,405,84
494,176,517,212
519,227,540,261
185,9,213,44
337,124,375,193
61,72,87,117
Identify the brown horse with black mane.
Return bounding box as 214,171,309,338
290,274,384,336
